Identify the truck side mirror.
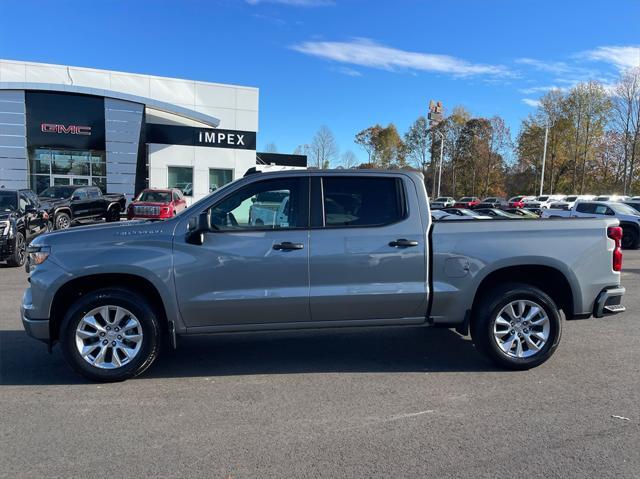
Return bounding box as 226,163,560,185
186,211,211,245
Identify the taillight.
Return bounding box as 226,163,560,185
608,226,623,271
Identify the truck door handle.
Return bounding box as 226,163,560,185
273,242,304,251
389,238,419,248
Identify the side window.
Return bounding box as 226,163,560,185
604,207,615,216
173,191,180,202
576,203,594,214
19,194,29,211
210,177,308,231
594,205,609,215
88,188,100,199
322,177,405,227
74,189,88,200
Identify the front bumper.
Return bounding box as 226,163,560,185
21,288,50,342
0,235,16,261
593,286,626,318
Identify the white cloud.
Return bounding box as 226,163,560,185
246,0,333,6
335,66,362,77
291,38,509,77
581,45,640,71
522,98,540,108
518,85,563,94
516,58,572,74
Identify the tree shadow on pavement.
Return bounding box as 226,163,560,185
1,326,501,385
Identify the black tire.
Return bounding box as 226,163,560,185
470,283,562,370
6,231,26,267
60,288,161,382
621,226,639,250
106,205,120,222
55,212,71,230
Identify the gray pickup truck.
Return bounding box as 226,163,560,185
21,170,625,381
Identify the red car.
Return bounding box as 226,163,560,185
453,196,481,208
127,188,187,220
507,195,533,208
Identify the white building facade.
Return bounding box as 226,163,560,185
0,59,260,202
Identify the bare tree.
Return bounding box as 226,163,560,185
311,126,339,168
613,67,640,193
341,150,358,168
263,142,278,153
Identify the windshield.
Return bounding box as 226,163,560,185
137,190,172,203
40,186,75,199
459,197,473,202
0,191,17,212
434,197,449,202
565,196,578,201
536,196,549,201
610,203,640,216
509,196,523,202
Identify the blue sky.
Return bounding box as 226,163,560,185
1,0,639,164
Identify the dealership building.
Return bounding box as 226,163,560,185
0,59,304,202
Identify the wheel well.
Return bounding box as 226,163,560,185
55,208,71,217
620,221,639,233
471,265,574,320
49,273,168,342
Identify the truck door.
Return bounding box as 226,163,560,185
173,176,310,328
308,174,428,322
70,188,91,218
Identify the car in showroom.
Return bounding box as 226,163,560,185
0,188,50,267
21,170,625,381
39,185,127,230
429,196,456,209
453,196,481,208
127,188,187,220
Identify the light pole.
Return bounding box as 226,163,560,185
539,125,548,196
436,131,444,197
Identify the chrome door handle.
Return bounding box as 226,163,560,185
273,242,304,251
389,238,419,247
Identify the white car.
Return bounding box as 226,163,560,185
594,195,629,202
430,197,456,209
542,200,640,249
524,194,566,209
548,195,595,210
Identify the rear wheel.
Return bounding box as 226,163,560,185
6,231,26,267
106,205,121,222
471,283,562,370
60,288,161,382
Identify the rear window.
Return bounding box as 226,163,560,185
322,177,406,227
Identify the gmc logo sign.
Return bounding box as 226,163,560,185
41,123,92,135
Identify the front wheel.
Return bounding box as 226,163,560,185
60,289,161,382
471,283,562,370
6,231,26,267
55,212,71,230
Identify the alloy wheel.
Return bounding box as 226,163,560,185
493,300,550,358
75,305,144,369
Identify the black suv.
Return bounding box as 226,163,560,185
0,188,50,267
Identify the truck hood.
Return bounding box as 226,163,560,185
30,217,176,248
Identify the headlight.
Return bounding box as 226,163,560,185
26,245,50,273
0,221,9,236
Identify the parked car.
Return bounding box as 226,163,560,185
22,170,625,381
548,195,596,210
594,195,629,202
524,195,566,210
453,196,481,208
39,186,127,230
503,208,539,219
630,196,640,201
507,196,535,208
441,207,491,219
430,196,456,209
0,188,50,267
623,201,640,213
127,188,187,220
542,200,640,249
475,197,507,209
473,208,521,219
523,207,543,216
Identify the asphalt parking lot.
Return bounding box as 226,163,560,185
1,255,639,478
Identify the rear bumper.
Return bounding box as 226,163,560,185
593,286,626,318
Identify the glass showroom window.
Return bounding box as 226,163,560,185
209,169,233,192
28,148,107,194
168,167,194,196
